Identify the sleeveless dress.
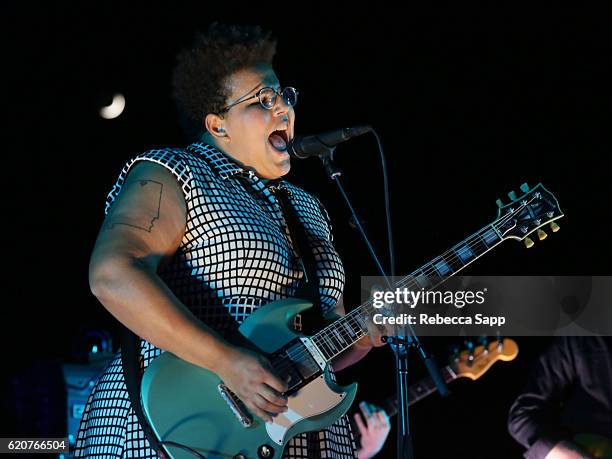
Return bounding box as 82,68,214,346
74,142,357,458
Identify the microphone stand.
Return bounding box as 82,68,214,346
317,148,449,459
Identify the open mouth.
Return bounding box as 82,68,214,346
268,128,289,152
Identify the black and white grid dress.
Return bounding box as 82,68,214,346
74,142,357,458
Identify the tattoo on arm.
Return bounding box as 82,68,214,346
103,180,164,233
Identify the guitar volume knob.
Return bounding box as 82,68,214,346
258,444,275,458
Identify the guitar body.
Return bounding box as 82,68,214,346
141,298,357,459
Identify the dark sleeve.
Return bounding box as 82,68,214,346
507,337,577,459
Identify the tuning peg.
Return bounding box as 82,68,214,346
478,336,489,354
449,344,461,362
496,333,505,351
537,229,548,240
507,190,517,200
520,183,530,193
550,221,560,232
496,199,504,208
524,237,535,248
464,340,475,364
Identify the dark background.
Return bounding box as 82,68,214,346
2,3,611,458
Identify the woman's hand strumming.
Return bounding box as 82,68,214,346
216,346,289,423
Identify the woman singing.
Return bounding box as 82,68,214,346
75,23,381,458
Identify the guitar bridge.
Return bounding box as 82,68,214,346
217,384,253,428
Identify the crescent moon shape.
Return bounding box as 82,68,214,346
100,93,126,119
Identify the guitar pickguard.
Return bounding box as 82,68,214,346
266,372,348,445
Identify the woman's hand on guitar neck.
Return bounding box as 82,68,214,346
364,318,394,348
333,296,389,349
216,345,289,423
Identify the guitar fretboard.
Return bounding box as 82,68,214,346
311,223,503,362
351,365,458,443
383,365,457,416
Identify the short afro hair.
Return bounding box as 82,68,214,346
172,22,277,139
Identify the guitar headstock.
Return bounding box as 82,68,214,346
494,183,564,248
451,338,519,381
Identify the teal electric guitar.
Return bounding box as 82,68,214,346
141,182,563,459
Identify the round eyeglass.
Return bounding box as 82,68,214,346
219,87,299,114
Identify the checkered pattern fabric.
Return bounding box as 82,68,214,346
74,142,355,458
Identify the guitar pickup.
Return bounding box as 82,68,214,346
300,337,326,370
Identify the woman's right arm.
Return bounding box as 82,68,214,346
89,160,287,421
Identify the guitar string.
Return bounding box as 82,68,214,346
272,229,496,375
278,228,501,370
273,215,516,371
292,193,551,365
308,227,503,360
309,230,496,357
309,195,540,356
285,333,509,381
358,346,509,426
271,199,539,373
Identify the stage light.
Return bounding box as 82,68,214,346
99,93,126,119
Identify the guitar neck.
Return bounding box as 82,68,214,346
351,365,459,443
381,365,458,416
311,223,503,362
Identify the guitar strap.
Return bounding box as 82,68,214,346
273,184,324,459
273,184,325,333
120,325,166,457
